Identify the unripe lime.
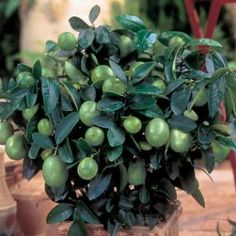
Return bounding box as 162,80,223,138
85,127,105,146
77,157,98,180
91,65,115,85
37,118,53,136
57,32,77,51
128,161,146,186
123,116,142,134
102,77,126,96
17,71,36,88
0,120,14,144
22,104,39,122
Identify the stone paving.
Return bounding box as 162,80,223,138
178,161,236,236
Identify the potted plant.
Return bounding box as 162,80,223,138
1,5,236,236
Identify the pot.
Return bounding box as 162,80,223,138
0,148,17,236
47,203,182,236
10,172,56,236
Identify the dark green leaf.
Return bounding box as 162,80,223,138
92,115,115,129
26,118,37,143
79,29,95,49
96,26,110,44
107,126,125,147
135,29,157,52
191,188,205,207
23,157,38,180
55,112,80,145
188,39,222,48
202,148,215,173
107,220,121,236
80,86,96,101
139,185,150,204
118,196,133,210
109,60,127,83
97,97,124,112
216,136,236,150
132,61,156,84
198,125,215,150
45,40,57,53
69,17,89,31
58,139,74,163
136,104,164,118
168,115,197,132
47,203,74,224
28,143,40,160
129,95,155,110
74,138,92,157
119,164,128,191
17,63,32,73
89,5,100,24
32,60,42,79
208,76,226,118
61,94,73,111
129,84,162,96
87,174,112,200
107,146,123,162
26,89,37,108
32,132,54,149
171,87,191,115
158,31,192,46
68,220,87,236
41,78,60,113
166,79,186,95
74,201,100,224
115,15,146,32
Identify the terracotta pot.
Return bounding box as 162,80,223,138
48,203,182,236
0,148,17,236
10,172,56,236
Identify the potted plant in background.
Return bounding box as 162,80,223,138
1,5,236,236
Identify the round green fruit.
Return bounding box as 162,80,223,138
42,68,57,79
79,101,100,127
169,36,185,47
212,142,230,162
17,71,36,88
0,120,14,144
129,61,144,75
22,104,39,122
123,116,142,134
152,79,166,92
183,109,199,121
77,157,98,180
139,141,152,151
42,155,68,187
37,118,53,136
57,32,77,51
5,134,27,160
102,77,126,96
85,127,105,147
119,35,134,58
145,118,170,148
128,161,146,186
193,88,208,107
40,148,54,160
170,129,192,153
91,65,115,85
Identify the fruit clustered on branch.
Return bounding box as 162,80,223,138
0,5,236,236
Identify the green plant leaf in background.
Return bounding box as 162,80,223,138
32,132,54,149
89,5,101,24
69,17,89,32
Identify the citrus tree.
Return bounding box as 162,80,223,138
1,5,236,236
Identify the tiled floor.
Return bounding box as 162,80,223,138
178,161,236,236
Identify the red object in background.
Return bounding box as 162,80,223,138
184,0,236,187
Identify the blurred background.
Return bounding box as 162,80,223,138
0,0,236,235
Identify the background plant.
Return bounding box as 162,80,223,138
1,5,236,236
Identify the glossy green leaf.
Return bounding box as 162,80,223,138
28,143,40,160
168,115,197,132
58,139,74,163
68,220,87,236
201,148,215,173
80,86,96,101
109,60,127,83
79,29,95,49
87,174,112,200
96,26,110,44
137,104,164,118
191,187,205,208
107,146,123,162
55,112,80,145
32,60,42,79
115,15,146,32
32,132,54,149
129,84,162,96
107,126,125,147
188,39,222,48
41,78,60,113
158,31,192,46
74,138,92,157
47,203,74,224
139,185,150,204
69,17,89,32
97,97,124,112
135,29,157,52
119,164,128,191
92,115,115,129
129,95,156,110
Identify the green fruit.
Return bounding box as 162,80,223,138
212,142,230,162
169,36,185,47
40,148,54,160
37,118,53,136
129,61,144,75
42,155,68,187
119,35,134,58
152,79,166,92
0,120,14,144
183,109,199,121
79,101,100,127
77,157,98,180
85,127,105,146
57,32,77,51
17,71,36,88
91,65,115,85
5,134,27,160
170,129,192,153
123,116,142,134
102,77,126,96
42,68,57,79
193,88,208,107
22,104,39,122
139,141,152,151
128,161,146,186
145,118,170,148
